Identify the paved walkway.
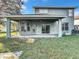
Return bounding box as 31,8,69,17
11,34,57,39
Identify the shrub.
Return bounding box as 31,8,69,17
0,42,11,53
0,42,7,52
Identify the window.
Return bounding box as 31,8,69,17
42,25,50,33
69,9,73,16
21,26,25,31
39,9,48,14
62,23,69,31
21,22,26,31
27,23,30,31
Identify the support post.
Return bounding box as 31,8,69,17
58,19,62,37
6,18,11,38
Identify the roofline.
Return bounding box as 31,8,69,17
33,6,77,9
0,14,65,18
0,14,65,20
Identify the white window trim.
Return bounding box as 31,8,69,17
69,9,73,16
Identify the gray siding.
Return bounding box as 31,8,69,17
35,9,68,16
48,9,68,16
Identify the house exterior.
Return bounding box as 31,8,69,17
0,6,76,38
74,16,79,30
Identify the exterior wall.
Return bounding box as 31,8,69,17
35,8,74,35
19,21,58,36
62,9,74,35
62,17,74,35
50,21,58,34
17,8,75,36
35,9,68,16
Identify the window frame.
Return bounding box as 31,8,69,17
68,9,73,16
62,23,69,31
27,23,30,31
42,24,50,34
21,22,26,32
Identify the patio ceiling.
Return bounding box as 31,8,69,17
0,14,65,21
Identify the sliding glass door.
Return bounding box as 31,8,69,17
42,24,50,34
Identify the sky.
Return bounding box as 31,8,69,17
21,0,79,16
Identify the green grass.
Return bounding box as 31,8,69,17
0,35,79,59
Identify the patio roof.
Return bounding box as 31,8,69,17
34,6,76,9
0,14,65,21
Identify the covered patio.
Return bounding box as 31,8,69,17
0,14,65,38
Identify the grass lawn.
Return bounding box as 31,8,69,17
0,35,79,59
